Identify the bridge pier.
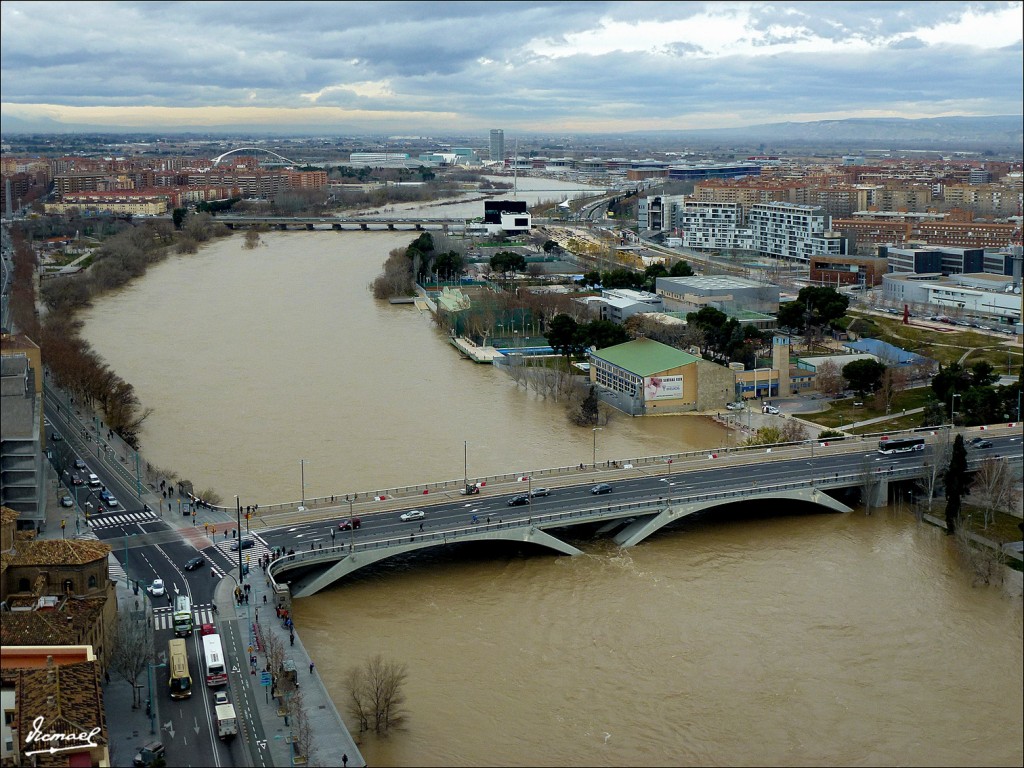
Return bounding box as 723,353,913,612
360,223,368,230
332,223,342,231
277,223,287,231
305,223,314,230
387,223,395,230
414,223,423,230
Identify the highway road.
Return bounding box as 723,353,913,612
255,430,1022,562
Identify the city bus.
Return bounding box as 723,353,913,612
201,632,228,687
877,437,925,455
172,595,193,637
168,638,192,699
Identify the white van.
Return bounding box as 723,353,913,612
88,473,101,489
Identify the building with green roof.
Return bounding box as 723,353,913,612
588,338,734,415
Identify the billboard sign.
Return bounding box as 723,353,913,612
643,375,683,401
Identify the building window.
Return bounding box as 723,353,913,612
88,575,98,589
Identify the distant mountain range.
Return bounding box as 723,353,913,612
1,113,1021,151
630,115,1024,151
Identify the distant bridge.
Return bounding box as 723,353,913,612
211,215,469,232
211,147,299,166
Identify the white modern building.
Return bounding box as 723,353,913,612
746,202,846,262
674,200,754,251
882,272,1021,326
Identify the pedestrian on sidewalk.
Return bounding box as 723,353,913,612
263,594,267,604
342,755,348,767
309,661,315,674
290,633,294,646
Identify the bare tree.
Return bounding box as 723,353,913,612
243,229,261,250
954,521,1006,587
970,457,1019,529
343,654,408,734
289,687,317,765
873,367,908,414
109,612,152,709
814,360,844,398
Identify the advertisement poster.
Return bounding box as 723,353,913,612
643,375,683,401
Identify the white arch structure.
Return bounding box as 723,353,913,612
211,147,298,166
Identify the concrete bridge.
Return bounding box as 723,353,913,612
264,427,1022,597
210,215,467,232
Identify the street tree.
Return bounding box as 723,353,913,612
584,319,629,350
109,612,152,709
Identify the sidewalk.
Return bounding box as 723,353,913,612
214,558,365,767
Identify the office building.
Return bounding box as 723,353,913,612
746,202,847,262
489,129,505,164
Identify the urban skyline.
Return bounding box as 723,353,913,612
1,1,1022,135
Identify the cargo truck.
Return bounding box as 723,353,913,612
215,703,238,740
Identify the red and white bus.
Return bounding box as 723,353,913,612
201,632,227,687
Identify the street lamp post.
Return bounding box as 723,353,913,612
147,662,167,734
464,440,468,490
950,392,961,425
299,459,306,510
592,427,603,469
235,495,243,586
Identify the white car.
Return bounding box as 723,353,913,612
400,510,425,522
148,579,165,597
762,405,780,415
214,691,229,705
725,402,744,411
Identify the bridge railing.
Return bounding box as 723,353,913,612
249,422,1023,520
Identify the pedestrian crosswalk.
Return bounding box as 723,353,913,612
152,604,217,631
213,534,272,567
88,510,160,529
108,554,127,585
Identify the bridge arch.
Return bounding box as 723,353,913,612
271,525,582,598
211,147,298,166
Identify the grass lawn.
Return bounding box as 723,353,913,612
808,387,937,430
848,414,922,434
846,310,1022,371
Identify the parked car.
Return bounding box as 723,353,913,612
400,510,425,522
530,488,550,498
507,494,530,506
184,556,205,571
338,517,361,531
725,401,745,410
230,538,255,551
762,404,781,415
591,483,613,495
148,579,165,597
60,495,74,508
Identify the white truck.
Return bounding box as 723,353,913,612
215,703,238,740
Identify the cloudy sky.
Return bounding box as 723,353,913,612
1,0,1021,134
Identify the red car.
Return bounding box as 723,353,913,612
338,517,361,531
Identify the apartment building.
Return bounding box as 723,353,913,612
746,202,846,262
673,201,753,251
